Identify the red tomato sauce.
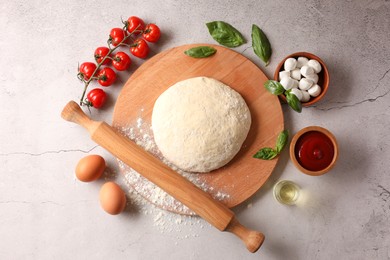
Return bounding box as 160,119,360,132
295,131,334,171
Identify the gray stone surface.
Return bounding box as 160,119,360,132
1,0,389,259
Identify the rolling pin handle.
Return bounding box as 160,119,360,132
225,217,265,253
61,101,101,134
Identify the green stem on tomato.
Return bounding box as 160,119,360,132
119,42,132,47
79,25,144,105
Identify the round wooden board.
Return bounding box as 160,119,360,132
112,44,284,214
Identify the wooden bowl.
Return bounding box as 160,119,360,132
290,126,338,176
274,52,329,106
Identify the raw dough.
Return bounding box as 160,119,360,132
151,77,251,173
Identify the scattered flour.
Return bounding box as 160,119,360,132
125,185,207,239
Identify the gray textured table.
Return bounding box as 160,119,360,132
1,1,389,259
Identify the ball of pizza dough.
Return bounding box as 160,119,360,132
152,77,251,173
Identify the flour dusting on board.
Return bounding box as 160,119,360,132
117,109,230,216
125,187,207,239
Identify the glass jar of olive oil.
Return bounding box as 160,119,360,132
273,180,300,205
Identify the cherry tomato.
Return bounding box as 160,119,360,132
109,28,125,46
94,47,111,65
127,16,145,34
130,38,149,59
112,52,131,71
97,67,116,87
79,62,97,80
87,88,107,108
143,24,161,43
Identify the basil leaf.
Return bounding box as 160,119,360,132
253,147,278,160
264,80,285,95
184,46,217,58
254,130,289,160
251,24,272,66
285,91,302,113
275,130,289,154
206,21,245,48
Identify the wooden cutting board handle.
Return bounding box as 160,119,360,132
61,101,265,253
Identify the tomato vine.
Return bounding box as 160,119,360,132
77,16,161,108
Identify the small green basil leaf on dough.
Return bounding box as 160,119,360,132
275,130,289,154
206,21,245,48
264,80,285,95
285,91,302,113
251,24,272,66
184,46,217,58
253,147,278,160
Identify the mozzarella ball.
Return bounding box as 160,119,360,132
291,88,303,101
307,59,322,73
290,68,302,81
300,65,315,77
308,84,322,97
280,77,296,90
301,90,311,102
279,70,290,80
296,57,309,68
305,73,319,84
299,78,314,90
291,79,299,89
284,58,297,71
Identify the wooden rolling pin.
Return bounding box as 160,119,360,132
61,101,264,253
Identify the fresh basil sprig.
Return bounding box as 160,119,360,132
264,80,285,95
264,80,302,113
184,46,217,58
285,91,302,113
275,129,289,153
251,24,272,66
206,21,245,48
254,147,278,160
253,130,289,160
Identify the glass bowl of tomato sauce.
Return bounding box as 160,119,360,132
290,126,338,176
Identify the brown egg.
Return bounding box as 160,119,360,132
75,155,105,182
99,182,127,215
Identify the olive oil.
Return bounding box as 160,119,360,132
273,180,300,205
